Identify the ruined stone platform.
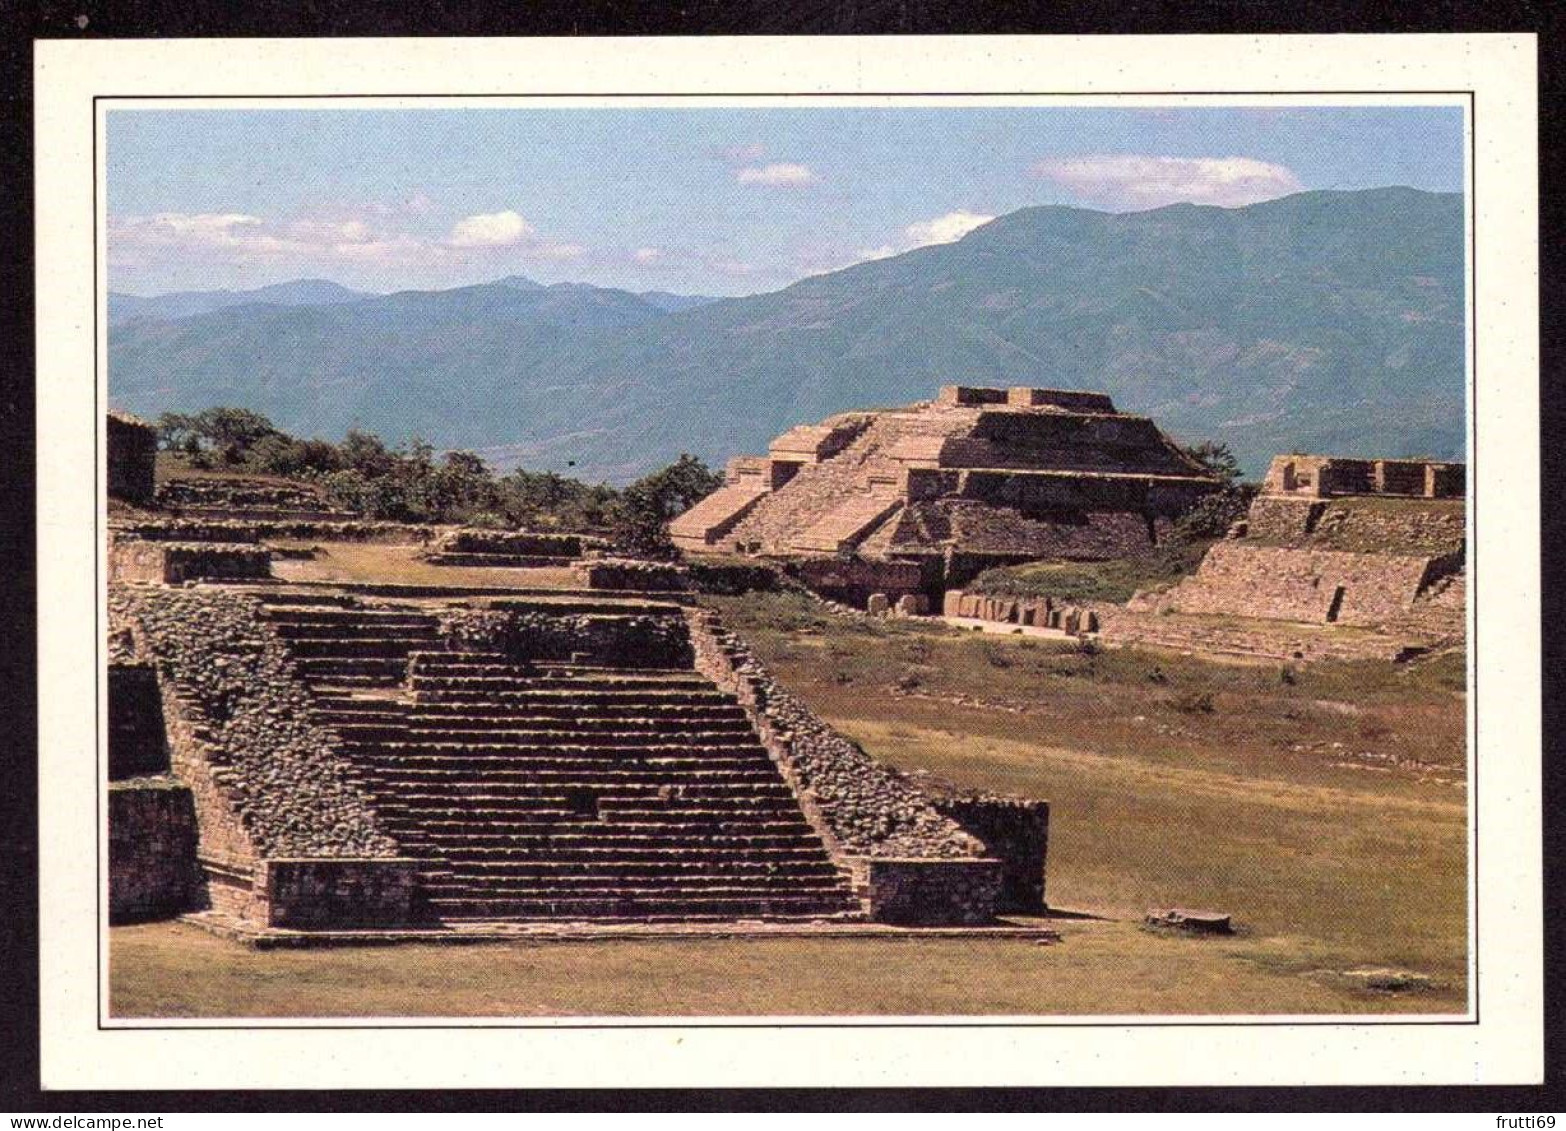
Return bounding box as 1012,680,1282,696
671,384,1222,597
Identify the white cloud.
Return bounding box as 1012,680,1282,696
736,163,818,186
632,247,664,265
1030,154,1304,210
447,210,534,248
903,210,994,247
722,144,767,163
532,241,585,261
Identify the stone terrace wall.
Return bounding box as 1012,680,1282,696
686,610,981,860
108,663,169,779
108,779,201,922
440,603,694,668
1165,543,1438,627
107,412,157,504
109,517,429,544
113,587,400,859
153,476,357,522
435,529,604,557
109,539,273,585
570,558,689,591
931,795,1050,912
1243,497,1466,554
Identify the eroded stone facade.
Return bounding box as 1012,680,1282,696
107,411,157,504
1141,452,1466,645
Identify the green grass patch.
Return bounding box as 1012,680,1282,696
967,542,1212,604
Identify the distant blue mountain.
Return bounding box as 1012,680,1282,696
636,290,722,313
108,278,370,326
109,189,1465,483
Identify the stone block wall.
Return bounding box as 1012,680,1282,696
107,412,157,504
435,529,599,557
108,779,201,922
852,857,1003,925
571,558,689,591
787,556,930,607
108,663,169,779
942,590,1101,634
109,538,273,584
1242,497,1465,555
686,609,989,871
442,604,694,668
260,859,423,929
1165,542,1437,626
1263,455,1466,500
931,796,1049,912
110,517,429,544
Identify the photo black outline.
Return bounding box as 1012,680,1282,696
90,88,1482,1034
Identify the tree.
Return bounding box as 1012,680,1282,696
154,412,199,453
191,407,278,464
1183,440,1243,485
1174,440,1255,540
608,455,721,559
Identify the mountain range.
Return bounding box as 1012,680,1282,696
107,188,1465,483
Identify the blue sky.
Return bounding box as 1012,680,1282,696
106,104,1465,297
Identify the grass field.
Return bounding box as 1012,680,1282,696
706,594,1468,990
271,543,580,590
110,918,1460,1018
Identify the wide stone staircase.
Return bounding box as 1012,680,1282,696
261,594,862,923
258,594,440,689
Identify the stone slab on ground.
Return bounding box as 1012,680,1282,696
1143,908,1235,935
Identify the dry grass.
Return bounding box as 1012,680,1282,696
110,920,1462,1019
706,593,1468,990
272,542,580,590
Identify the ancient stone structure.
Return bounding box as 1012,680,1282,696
670,385,1220,600
1262,454,1464,500
154,475,357,522
108,576,1043,929
942,590,1100,635
1145,453,1465,642
569,557,689,592
109,538,274,585
107,411,157,504
424,529,607,568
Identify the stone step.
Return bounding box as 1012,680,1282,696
379,790,804,810
426,878,851,899
286,637,435,659
429,842,832,860
410,675,714,694
253,592,360,608
436,859,844,880
402,714,752,733
426,892,859,920
260,604,437,620
406,702,747,722
310,675,405,689
413,688,734,706
388,727,757,747
268,616,433,633
381,822,819,842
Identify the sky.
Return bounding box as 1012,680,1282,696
105,104,1465,298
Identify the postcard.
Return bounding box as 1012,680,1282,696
34,33,1540,1089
